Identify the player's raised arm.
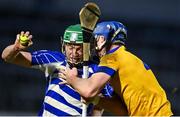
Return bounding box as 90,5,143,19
1,31,33,67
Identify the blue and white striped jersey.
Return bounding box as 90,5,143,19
31,50,113,116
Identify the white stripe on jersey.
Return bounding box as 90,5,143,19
43,53,51,63
44,95,80,115
33,55,40,65
48,84,82,108
42,109,56,117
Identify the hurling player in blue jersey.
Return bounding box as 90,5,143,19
2,24,127,116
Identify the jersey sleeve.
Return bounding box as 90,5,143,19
100,83,114,98
31,50,66,72
89,62,114,98
96,53,119,77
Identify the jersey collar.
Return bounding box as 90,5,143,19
106,45,121,54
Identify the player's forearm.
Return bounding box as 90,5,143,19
69,77,100,98
2,44,32,67
2,44,20,62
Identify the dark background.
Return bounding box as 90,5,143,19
0,0,179,115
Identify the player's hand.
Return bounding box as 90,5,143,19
58,67,78,84
14,31,33,50
58,66,67,80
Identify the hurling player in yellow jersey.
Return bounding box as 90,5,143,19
61,21,173,116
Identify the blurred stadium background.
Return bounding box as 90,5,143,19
0,0,179,115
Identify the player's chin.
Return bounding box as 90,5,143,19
70,58,82,63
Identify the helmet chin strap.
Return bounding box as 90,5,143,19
95,40,107,57
95,40,106,51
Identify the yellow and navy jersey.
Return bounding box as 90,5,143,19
96,46,173,116
31,50,114,116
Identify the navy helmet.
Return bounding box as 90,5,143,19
93,21,127,45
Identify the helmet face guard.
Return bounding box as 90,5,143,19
61,24,83,67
